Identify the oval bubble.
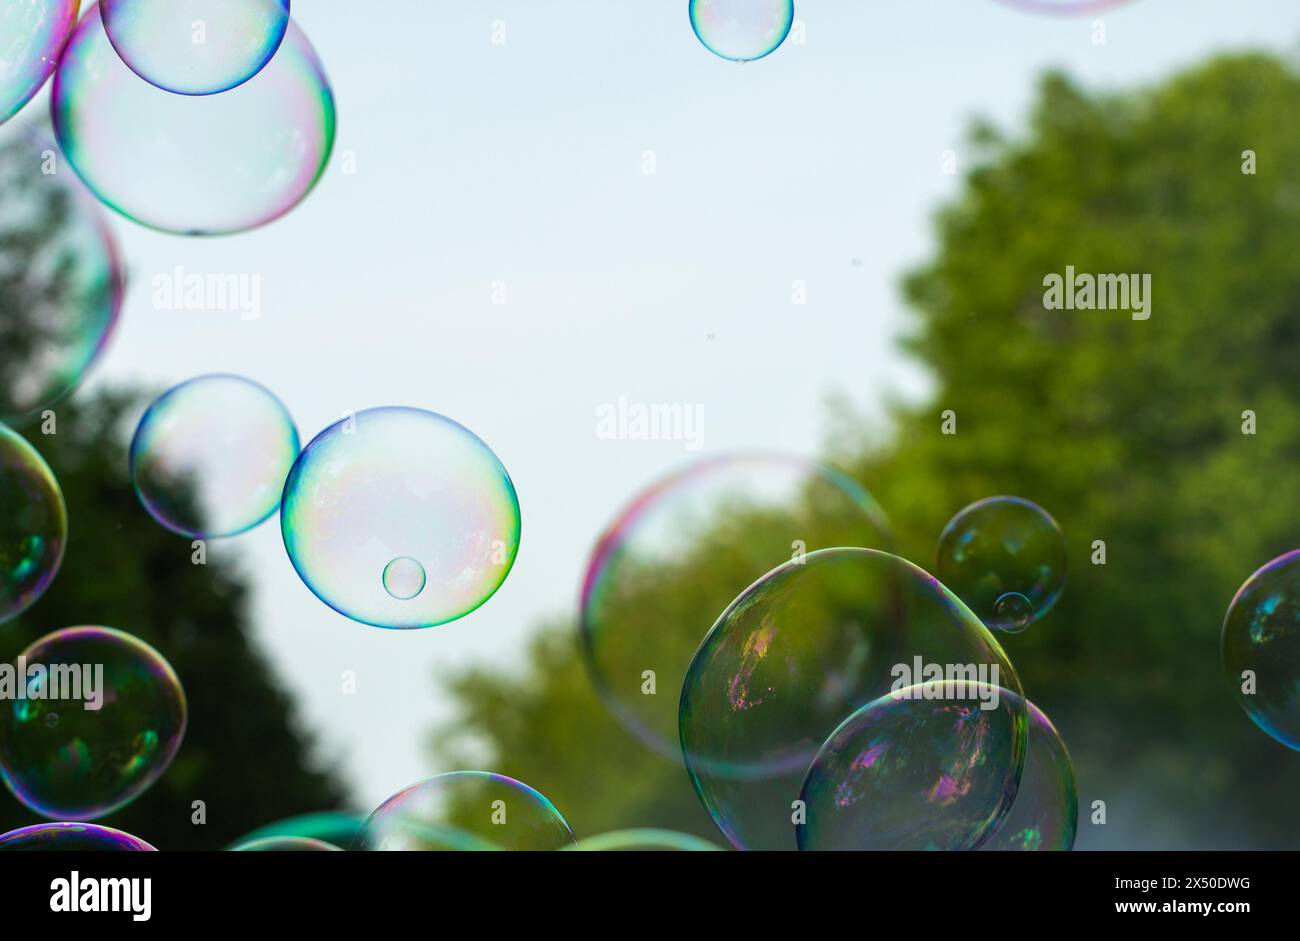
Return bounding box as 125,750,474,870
281,407,520,630
101,0,290,96
689,0,794,62
679,547,1025,850
0,821,155,851
0,626,186,820
130,375,300,539
53,5,335,235
581,453,890,763
0,127,123,422
0,423,66,624
358,771,575,851
936,496,1066,633
0,0,79,125
798,681,1026,851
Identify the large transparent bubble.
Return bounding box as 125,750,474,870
0,0,79,125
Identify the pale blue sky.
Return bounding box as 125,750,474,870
56,0,1300,809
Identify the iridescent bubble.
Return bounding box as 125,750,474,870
101,0,290,96
689,0,794,62
0,128,123,422
0,0,79,125
979,692,1077,851
281,407,520,630
231,836,342,852
130,374,300,540
0,821,155,851
798,681,1026,851
568,829,724,852
679,547,1025,850
0,423,66,624
936,496,1066,633
0,626,187,820
234,811,366,849
1222,550,1300,751
582,454,890,763
53,5,335,235
358,771,575,851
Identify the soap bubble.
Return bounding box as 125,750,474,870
231,836,342,851
689,0,794,62
101,0,291,96
679,547,1024,850
0,821,155,851
798,681,1026,851
936,496,1066,633
130,375,300,539
52,5,335,235
358,771,575,851
0,0,79,124
581,454,890,762
569,829,724,852
0,128,123,422
232,812,367,849
281,407,520,630
0,626,186,820
0,424,66,624
979,693,1077,851
1223,550,1300,751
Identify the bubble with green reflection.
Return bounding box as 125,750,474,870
0,424,66,624
231,836,342,852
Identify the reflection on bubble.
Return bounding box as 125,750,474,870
53,5,335,235
0,128,123,422
0,821,155,851
282,407,520,630
231,836,342,851
679,547,1023,850
979,692,1077,851
101,0,291,96
358,771,575,851
936,496,1066,633
568,829,724,852
130,375,299,539
0,424,66,624
689,0,794,62
0,627,186,821
0,0,79,124
581,454,890,763
799,682,1026,851
1223,550,1300,751
232,812,367,849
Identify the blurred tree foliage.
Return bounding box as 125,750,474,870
0,130,345,849
434,54,1300,849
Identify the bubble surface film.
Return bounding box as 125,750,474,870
936,496,1066,633
0,626,186,820
1223,549,1300,751
281,407,521,630
53,5,335,235
130,375,300,539
359,771,575,851
0,424,66,624
581,454,890,762
0,821,155,851
232,812,366,849
0,128,123,422
689,0,794,62
680,547,1024,850
101,0,290,96
0,0,79,124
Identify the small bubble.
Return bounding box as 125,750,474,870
992,592,1034,634
383,557,427,601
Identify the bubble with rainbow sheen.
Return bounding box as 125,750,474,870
358,772,575,851
0,626,186,821
130,375,299,540
0,424,66,624
101,0,290,96
231,836,342,852
689,0,794,62
936,496,1066,634
1222,549,1300,751
281,407,520,630
679,547,1025,850
0,127,123,422
568,829,724,852
52,4,335,235
0,0,79,125
979,692,1077,851
581,453,890,763
233,811,367,850
0,821,155,851
993,0,1135,14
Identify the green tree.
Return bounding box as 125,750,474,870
434,53,1300,849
